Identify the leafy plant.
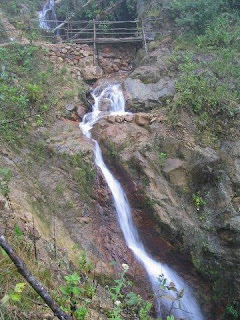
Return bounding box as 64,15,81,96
60,272,88,319
170,0,225,35
1,282,26,305
193,194,206,211
0,168,11,197
109,263,153,320
14,225,23,238
157,274,184,317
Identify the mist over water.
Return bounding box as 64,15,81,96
80,84,204,319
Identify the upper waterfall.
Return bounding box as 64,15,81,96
80,83,204,319
39,0,58,30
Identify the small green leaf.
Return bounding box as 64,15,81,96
14,283,26,293
10,293,21,302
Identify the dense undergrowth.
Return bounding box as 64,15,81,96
0,44,83,146
168,0,240,144
0,0,139,22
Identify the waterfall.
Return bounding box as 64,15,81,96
39,0,58,30
80,83,204,319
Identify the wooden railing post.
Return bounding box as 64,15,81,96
93,19,97,65
141,19,148,55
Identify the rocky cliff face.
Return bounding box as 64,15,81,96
91,40,240,316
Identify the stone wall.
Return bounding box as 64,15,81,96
44,43,135,80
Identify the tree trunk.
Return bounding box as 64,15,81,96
0,235,72,320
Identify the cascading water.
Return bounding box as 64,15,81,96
80,83,204,320
39,0,58,30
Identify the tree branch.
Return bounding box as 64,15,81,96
0,235,72,320
51,0,94,33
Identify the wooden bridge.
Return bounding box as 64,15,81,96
29,18,161,54
0,17,161,56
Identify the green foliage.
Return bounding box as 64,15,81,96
225,301,240,320
14,225,23,238
107,142,118,161
25,83,43,103
1,282,26,305
157,274,184,317
0,45,54,143
0,20,8,43
0,0,42,19
78,251,93,274
108,263,153,320
174,51,239,126
196,14,240,48
170,0,225,35
60,272,88,320
192,193,206,210
0,168,11,197
70,153,95,198
55,0,138,22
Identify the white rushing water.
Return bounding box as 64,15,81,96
39,0,58,30
80,83,204,319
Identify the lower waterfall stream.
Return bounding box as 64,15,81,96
80,84,204,320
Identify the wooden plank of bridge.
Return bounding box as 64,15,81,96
75,37,143,44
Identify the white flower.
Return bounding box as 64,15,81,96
115,300,121,306
122,263,129,271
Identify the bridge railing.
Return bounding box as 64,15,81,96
0,18,162,53
29,18,161,45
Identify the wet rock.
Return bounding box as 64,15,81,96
82,65,103,81
99,98,111,111
77,106,86,119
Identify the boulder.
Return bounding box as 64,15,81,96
130,65,164,83
65,103,76,112
163,159,188,187
106,115,116,123
124,77,175,111
135,113,150,126
77,106,86,119
124,114,134,122
99,98,111,111
81,66,103,81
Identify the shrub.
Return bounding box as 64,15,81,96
174,53,239,122
196,14,240,48
170,0,225,35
